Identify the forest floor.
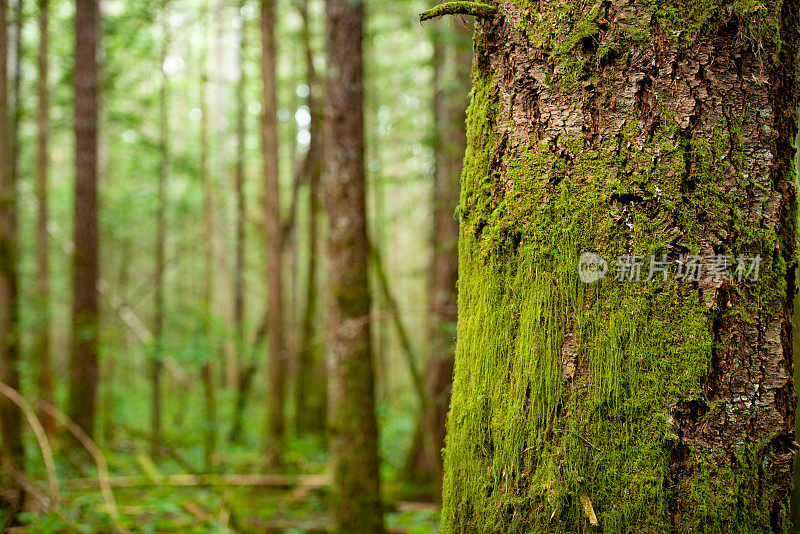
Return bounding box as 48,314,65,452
11,392,438,533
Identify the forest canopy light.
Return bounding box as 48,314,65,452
419,1,497,23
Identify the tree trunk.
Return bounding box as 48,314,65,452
152,1,169,458
67,0,100,441
403,18,471,496
0,0,23,516
34,0,55,440
10,0,21,186
199,20,217,471
442,1,799,532
294,0,326,435
324,0,383,531
233,0,247,391
261,0,285,468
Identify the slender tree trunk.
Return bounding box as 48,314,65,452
10,0,21,185
0,0,23,516
286,44,300,364
229,324,264,442
369,130,388,403
34,0,55,440
67,0,100,441
227,0,249,444
294,0,325,435
232,0,247,391
295,160,325,433
441,1,799,531
324,0,383,531
261,0,285,468
404,19,471,497
199,22,217,472
152,2,169,458
103,239,130,446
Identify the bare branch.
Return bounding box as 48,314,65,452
419,2,497,23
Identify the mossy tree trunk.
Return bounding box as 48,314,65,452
442,0,799,532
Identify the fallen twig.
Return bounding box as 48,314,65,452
37,399,129,534
62,473,330,489
0,381,60,503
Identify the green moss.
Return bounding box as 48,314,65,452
419,1,497,23
647,0,782,47
442,16,792,530
506,0,783,92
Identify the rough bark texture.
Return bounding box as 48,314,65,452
324,0,384,531
68,0,100,440
261,0,285,468
0,0,23,516
34,0,55,439
442,0,799,532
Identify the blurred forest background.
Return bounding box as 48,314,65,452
0,0,472,531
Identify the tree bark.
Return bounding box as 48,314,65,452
324,0,383,531
150,0,169,457
261,0,285,468
0,0,23,516
199,19,217,471
442,1,799,532
34,0,55,440
152,1,169,458
67,0,100,441
233,0,247,391
294,0,326,435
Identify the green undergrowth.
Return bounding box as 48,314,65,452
441,41,792,530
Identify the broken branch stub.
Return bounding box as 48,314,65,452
419,2,497,23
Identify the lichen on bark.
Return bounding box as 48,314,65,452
442,0,799,531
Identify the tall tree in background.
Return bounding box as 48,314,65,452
261,0,285,468
152,2,170,457
68,0,100,439
34,0,55,439
0,0,23,514
233,0,247,388
10,1,21,185
324,0,383,531
199,17,217,471
441,1,799,531
404,19,471,496
294,0,325,435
